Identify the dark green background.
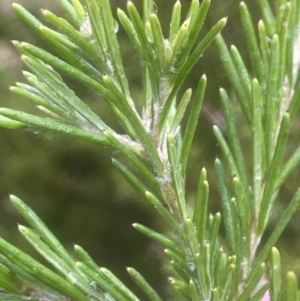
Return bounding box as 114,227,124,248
0,0,299,299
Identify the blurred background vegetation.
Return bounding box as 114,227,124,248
0,0,300,299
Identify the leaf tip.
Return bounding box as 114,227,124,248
18,224,25,232
222,17,228,24
10,194,18,202
127,1,134,9
215,157,220,164
287,270,296,277
11,40,20,46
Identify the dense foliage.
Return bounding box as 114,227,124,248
0,0,300,300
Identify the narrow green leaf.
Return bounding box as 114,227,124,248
175,0,210,67
212,288,220,301
0,115,26,130
127,1,159,96
256,0,276,35
277,5,289,107
258,113,291,234
170,88,192,135
240,2,264,84
127,267,163,301
288,76,300,121
213,248,227,289
74,244,100,274
170,260,190,284
230,198,243,297
42,9,107,73
0,265,22,290
251,79,264,216
71,0,86,22
132,223,185,257
276,0,288,31
22,57,106,132
39,26,78,50
0,253,62,298
169,1,181,44
265,34,280,167
176,17,227,86
215,35,251,124
98,0,130,95
231,45,251,102
111,158,157,196
258,20,270,78
286,0,298,86
233,176,250,262
0,276,20,294
193,168,209,246
18,225,88,282
10,196,89,283
181,75,206,176
185,0,199,21
83,0,108,57
214,159,235,253
189,279,199,301
143,0,153,22
286,271,298,301
164,249,187,268
77,262,127,301
169,278,190,299
270,247,281,301
171,19,190,66
213,125,240,177
18,226,105,300
220,263,235,300
146,20,156,44
0,237,89,301
203,243,212,292
10,85,73,121
0,108,110,146
185,218,199,255
56,0,80,27
150,13,166,70
219,88,250,207
24,33,103,85
167,136,186,220
117,9,143,55
159,18,226,134
20,71,78,121
145,191,186,240
208,213,221,258
15,42,111,98
100,268,140,301
12,3,43,34
20,72,82,122
248,188,300,285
